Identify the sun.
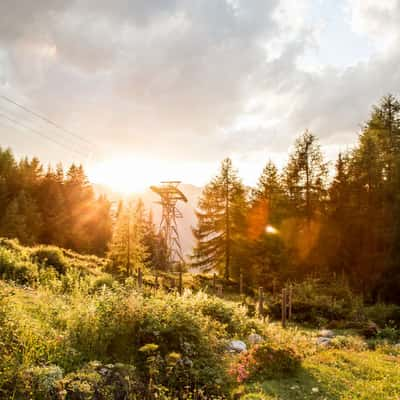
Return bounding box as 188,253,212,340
87,157,166,194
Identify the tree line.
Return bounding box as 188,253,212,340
1,95,399,302
192,95,400,303
0,153,112,254
0,149,167,273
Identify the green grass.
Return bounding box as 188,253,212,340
1,239,400,399
245,349,400,400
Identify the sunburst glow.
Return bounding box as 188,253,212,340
87,156,213,194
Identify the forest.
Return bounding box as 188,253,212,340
1,96,400,399
1,95,400,302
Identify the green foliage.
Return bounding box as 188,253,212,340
192,158,248,280
32,246,69,275
0,246,38,285
364,303,400,328
269,279,361,327
59,362,140,400
229,343,301,383
17,365,63,400
107,199,148,277
0,148,112,255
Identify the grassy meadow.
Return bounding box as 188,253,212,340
0,238,399,399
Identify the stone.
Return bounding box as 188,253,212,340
228,340,247,353
361,321,378,338
316,337,332,346
319,329,334,338
248,333,263,346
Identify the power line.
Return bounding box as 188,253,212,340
0,94,96,148
0,111,88,157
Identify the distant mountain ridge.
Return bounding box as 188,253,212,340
92,183,202,257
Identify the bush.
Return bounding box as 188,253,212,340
376,324,400,342
91,274,116,292
364,303,400,328
0,247,38,285
17,365,63,400
32,246,68,275
268,279,361,326
65,290,232,397
329,335,367,351
59,361,141,400
229,343,301,383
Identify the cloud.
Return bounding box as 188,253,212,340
0,0,400,184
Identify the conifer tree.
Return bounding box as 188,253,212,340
108,199,148,276
1,190,42,245
192,158,247,280
284,131,328,221
142,209,168,271
251,160,287,227
247,160,289,285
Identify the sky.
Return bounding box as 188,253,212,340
0,0,400,191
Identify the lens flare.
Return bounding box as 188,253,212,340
265,225,278,234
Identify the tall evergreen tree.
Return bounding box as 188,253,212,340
1,190,42,245
142,209,169,271
108,199,148,276
284,131,328,221
192,158,247,280
247,160,289,285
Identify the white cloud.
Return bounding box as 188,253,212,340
0,0,399,185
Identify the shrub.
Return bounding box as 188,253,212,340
65,290,232,397
91,274,116,292
364,303,400,328
17,365,63,400
32,246,68,275
0,247,38,285
229,343,301,383
58,361,141,400
329,335,367,351
376,324,400,342
268,279,361,326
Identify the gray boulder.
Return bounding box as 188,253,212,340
248,333,263,346
319,329,334,338
316,337,332,346
228,340,247,353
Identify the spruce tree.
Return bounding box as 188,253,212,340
284,131,328,221
192,158,247,280
247,160,289,286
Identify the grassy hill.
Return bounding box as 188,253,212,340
1,239,399,399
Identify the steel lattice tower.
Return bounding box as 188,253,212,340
150,181,188,269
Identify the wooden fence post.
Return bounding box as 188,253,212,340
213,273,216,295
217,284,223,297
258,287,264,318
281,288,287,328
178,271,183,296
137,267,143,290
155,270,159,289
288,285,293,321
240,273,244,296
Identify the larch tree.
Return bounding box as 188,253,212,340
192,158,247,280
108,199,148,277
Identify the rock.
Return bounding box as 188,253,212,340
316,337,332,346
228,340,247,353
248,333,263,346
319,329,334,338
361,321,378,338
